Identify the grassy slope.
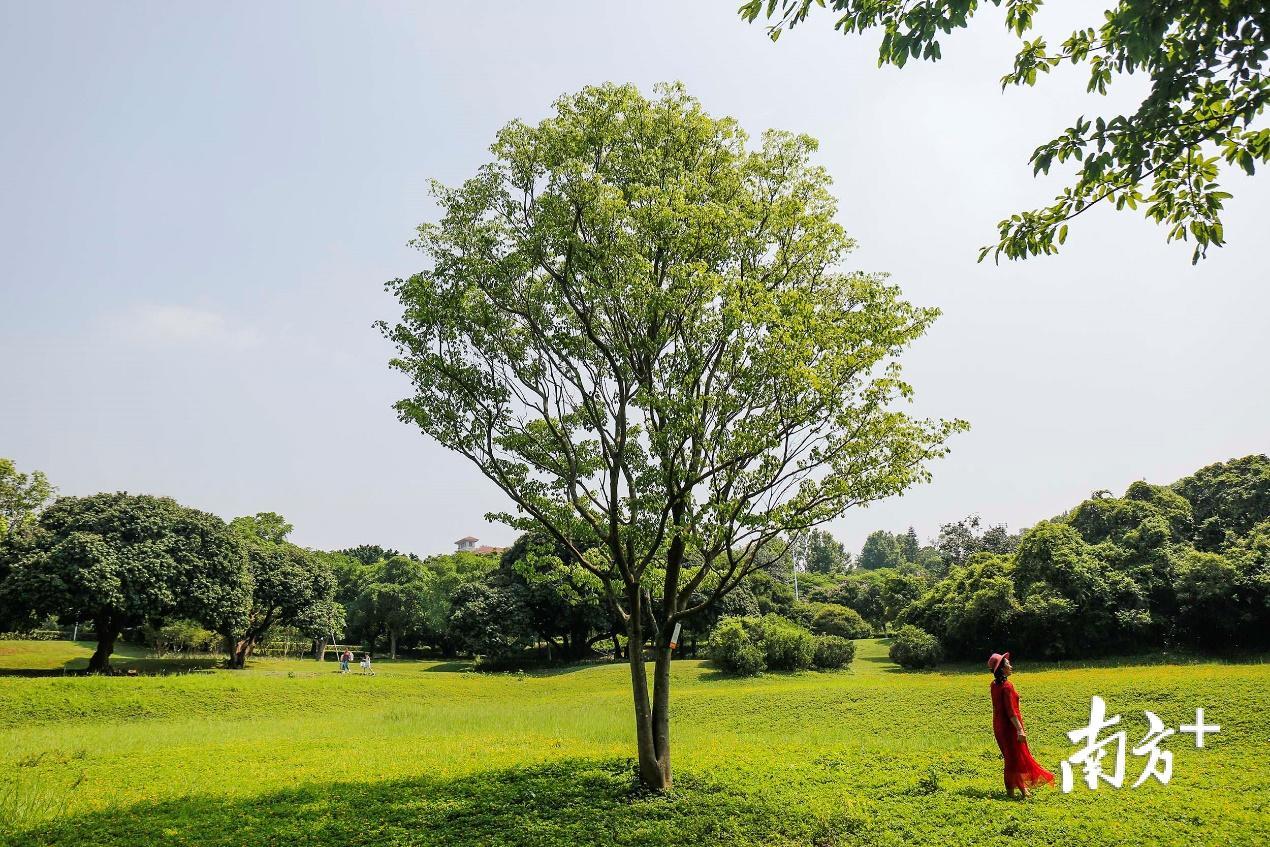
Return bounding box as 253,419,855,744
0,640,1265,846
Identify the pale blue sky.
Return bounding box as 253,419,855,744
2,2,1266,557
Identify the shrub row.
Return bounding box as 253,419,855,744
707,614,856,676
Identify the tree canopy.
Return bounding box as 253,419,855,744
353,555,435,659
791,528,851,574
742,0,1270,263
0,493,250,671
0,458,54,538
902,455,1270,658
226,513,336,668
858,530,906,570
381,82,962,789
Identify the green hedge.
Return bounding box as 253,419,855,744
707,614,856,676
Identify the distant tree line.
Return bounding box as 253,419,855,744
0,455,1042,670
902,455,1270,659
3,453,1264,670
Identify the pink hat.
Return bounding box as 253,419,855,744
987,651,1010,673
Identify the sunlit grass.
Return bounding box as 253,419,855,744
1,639,1265,845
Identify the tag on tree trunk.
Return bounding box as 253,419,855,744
669,622,682,650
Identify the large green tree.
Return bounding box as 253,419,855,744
380,82,962,789
226,513,336,668
356,555,434,659
742,0,1270,263
0,493,249,671
1173,454,1270,548
858,529,905,570
791,528,851,574
935,514,1020,569
0,458,54,537
501,530,614,661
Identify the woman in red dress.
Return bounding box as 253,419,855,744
989,651,1054,798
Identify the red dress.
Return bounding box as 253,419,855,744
991,679,1055,791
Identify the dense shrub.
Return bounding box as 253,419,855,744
811,604,871,639
889,624,943,669
759,614,817,671
707,614,825,675
812,634,856,669
786,601,818,629
707,617,766,676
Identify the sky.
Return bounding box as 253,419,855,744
2,2,1266,559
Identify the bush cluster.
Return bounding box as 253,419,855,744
707,614,856,676
888,624,943,669
812,634,856,669
810,604,872,639
901,456,1270,659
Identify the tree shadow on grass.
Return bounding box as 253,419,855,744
3,759,860,847
859,653,895,666
416,660,470,673
419,660,605,678
952,785,1022,802
0,656,223,678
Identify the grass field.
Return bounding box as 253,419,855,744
0,639,1265,846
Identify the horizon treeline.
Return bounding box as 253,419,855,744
1,454,1265,667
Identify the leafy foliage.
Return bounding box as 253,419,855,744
707,613,852,675
789,528,851,573
142,619,221,655
810,603,871,638
447,577,536,660
227,513,337,668
1173,455,1270,549
902,455,1270,659
742,0,1270,262
337,545,406,567
380,81,962,787
706,616,766,675
499,531,614,661
858,530,906,570
342,549,496,657
934,514,1020,570
888,624,943,668
0,493,250,670
354,555,435,658
0,459,54,538
812,633,856,669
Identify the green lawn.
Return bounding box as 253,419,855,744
0,639,1265,846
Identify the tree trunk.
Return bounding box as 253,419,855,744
313,636,328,661
87,618,118,673
570,624,593,661
390,630,398,660
230,637,255,669
626,598,672,790
650,641,673,783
